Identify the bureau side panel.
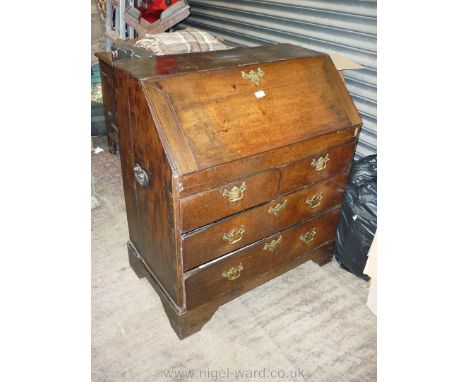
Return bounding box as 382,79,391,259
122,74,180,305
110,68,140,248
98,60,117,152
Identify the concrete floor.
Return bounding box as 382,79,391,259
91,150,377,381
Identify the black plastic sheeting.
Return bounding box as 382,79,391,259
335,155,377,280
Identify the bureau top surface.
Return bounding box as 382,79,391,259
108,44,322,79
101,44,361,175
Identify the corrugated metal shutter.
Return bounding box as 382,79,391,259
179,0,377,157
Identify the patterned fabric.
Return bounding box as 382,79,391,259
135,28,229,55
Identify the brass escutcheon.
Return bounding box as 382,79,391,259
311,154,330,172
263,236,282,252
222,263,244,281
241,67,264,85
223,226,245,245
268,200,288,217
222,182,247,203
300,228,317,244
306,193,324,209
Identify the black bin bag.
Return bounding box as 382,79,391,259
334,155,377,280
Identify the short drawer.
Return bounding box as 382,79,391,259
184,208,341,309
182,173,347,270
180,169,280,233
281,141,355,194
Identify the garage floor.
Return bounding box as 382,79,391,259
91,148,377,382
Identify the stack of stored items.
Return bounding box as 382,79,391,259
124,0,190,36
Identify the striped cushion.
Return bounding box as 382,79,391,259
135,28,228,55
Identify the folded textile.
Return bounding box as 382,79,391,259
135,27,228,55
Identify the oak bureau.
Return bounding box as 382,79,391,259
96,44,362,339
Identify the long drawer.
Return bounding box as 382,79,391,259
184,208,341,309
180,169,280,233
281,141,355,194
182,173,347,271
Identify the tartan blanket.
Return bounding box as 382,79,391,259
134,28,229,55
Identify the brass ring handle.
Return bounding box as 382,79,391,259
268,200,288,217
263,236,282,252
306,193,324,209
223,226,245,245
311,154,330,172
300,228,317,244
222,263,243,281
241,67,264,85
222,182,247,203
133,163,149,187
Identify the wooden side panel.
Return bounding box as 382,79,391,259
98,60,118,152
143,83,199,175
112,69,140,245
124,75,180,305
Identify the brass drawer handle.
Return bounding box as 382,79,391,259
263,236,282,252
306,193,324,209
222,182,247,203
311,154,330,172
241,67,264,85
300,228,317,244
223,226,245,245
133,163,149,187
268,200,288,217
222,263,243,281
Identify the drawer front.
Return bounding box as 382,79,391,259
180,169,280,233
185,208,341,309
281,141,355,194
182,173,347,270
